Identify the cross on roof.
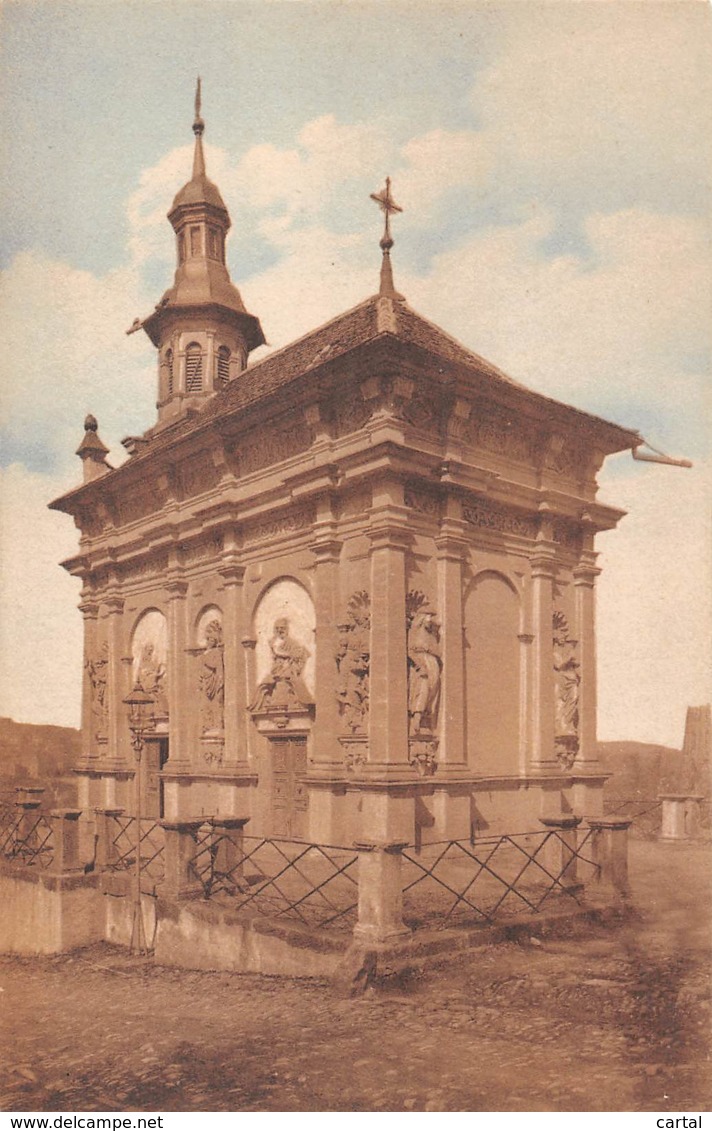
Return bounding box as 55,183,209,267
370,177,403,249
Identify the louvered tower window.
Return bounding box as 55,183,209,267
166,349,174,397
217,346,231,387
185,343,203,393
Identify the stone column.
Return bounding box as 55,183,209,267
48,810,83,874
573,550,601,769
94,807,124,870
530,543,557,772
353,841,410,945
366,480,411,776
78,597,100,762
165,578,190,771
218,552,247,769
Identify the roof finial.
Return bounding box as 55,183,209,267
370,177,404,298
192,76,206,178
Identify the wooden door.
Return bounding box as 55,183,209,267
142,737,168,819
271,737,308,839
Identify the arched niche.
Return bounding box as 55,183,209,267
464,571,521,776
195,605,223,646
131,608,168,717
252,578,316,701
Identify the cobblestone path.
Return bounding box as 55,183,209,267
1,842,709,1112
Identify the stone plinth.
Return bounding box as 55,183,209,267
659,794,705,841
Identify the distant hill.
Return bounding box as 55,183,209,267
0,717,80,804
598,740,686,799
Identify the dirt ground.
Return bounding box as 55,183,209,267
1,839,710,1113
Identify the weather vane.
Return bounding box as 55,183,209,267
370,177,403,250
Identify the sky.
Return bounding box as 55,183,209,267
0,0,710,747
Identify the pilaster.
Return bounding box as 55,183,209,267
366,478,412,776
218,538,247,770
78,596,100,762
103,592,129,769
165,575,190,770
309,502,343,772
530,532,557,772
573,549,601,769
434,510,469,775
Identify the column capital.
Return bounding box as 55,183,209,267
530,552,557,580
103,594,125,616
218,562,246,587
165,578,189,600
368,522,411,554
79,600,100,619
309,537,343,564
435,527,469,560
574,563,602,586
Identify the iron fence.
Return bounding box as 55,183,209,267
188,827,359,930
401,828,597,929
0,804,55,869
603,796,662,839
106,814,165,892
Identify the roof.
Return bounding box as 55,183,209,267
51,291,641,509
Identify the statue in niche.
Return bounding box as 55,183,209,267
553,610,581,768
137,642,168,717
335,591,370,733
198,619,225,733
86,641,109,740
406,592,442,735
249,617,313,712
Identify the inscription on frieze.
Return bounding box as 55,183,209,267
246,506,316,545
239,422,311,476
180,453,220,498
180,534,224,564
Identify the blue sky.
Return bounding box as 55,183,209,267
0,0,710,743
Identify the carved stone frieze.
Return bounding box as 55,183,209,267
120,553,170,582
335,590,371,734
543,435,586,479
340,736,368,773
336,489,371,519
462,503,537,540
119,486,159,526
239,421,311,477
553,520,582,551
406,591,442,736
333,389,371,438
180,452,221,498
465,407,532,463
553,610,581,770
404,486,441,519
246,506,316,545
179,534,224,565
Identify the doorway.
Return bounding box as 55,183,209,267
142,737,168,819
270,737,308,839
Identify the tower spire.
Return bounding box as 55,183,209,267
192,76,206,179
370,176,404,299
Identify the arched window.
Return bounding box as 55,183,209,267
166,349,174,397
217,346,230,387
185,343,203,393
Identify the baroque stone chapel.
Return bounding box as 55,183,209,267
51,90,642,848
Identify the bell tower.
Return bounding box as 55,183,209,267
137,80,265,427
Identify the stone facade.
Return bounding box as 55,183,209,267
50,97,642,848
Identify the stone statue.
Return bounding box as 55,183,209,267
335,591,370,732
86,641,109,740
407,600,442,735
553,611,580,766
249,617,313,712
199,619,224,732
137,642,168,717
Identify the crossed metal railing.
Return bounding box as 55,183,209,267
188,827,359,930
0,804,55,868
401,828,597,929
106,814,165,890
603,796,662,839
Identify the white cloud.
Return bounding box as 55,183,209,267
597,458,712,746
0,464,82,728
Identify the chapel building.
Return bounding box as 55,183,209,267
50,94,642,846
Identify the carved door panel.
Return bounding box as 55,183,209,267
271,738,308,839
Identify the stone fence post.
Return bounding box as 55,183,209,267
353,840,410,945
48,810,84,874
659,794,705,841
160,819,206,899
538,816,582,889
209,817,249,884
587,818,631,899
94,808,125,870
